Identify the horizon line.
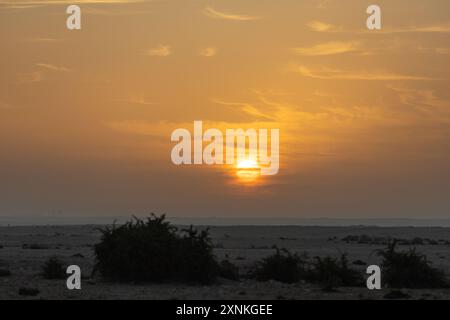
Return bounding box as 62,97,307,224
1,215,450,227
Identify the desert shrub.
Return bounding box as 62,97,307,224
218,259,240,281
0,269,11,277
177,226,218,284
377,241,449,289
352,259,367,266
42,257,66,279
357,234,372,244
93,215,218,284
342,235,359,243
249,248,307,284
307,254,363,290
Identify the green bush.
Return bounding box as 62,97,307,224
249,248,307,284
42,257,66,279
377,241,449,289
93,215,218,284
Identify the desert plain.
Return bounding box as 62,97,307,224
1,224,450,300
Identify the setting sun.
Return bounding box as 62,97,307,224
235,159,261,183
236,159,259,169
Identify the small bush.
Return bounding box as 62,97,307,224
352,259,367,266
377,241,449,289
249,248,307,284
93,214,218,284
307,254,363,290
42,257,66,279
177,226,218,284
218,260,240,281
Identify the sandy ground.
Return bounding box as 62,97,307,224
1,225,450,300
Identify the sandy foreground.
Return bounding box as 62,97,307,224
1,225,450,300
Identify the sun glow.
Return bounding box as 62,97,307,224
236,159,259,169
235,159,261,183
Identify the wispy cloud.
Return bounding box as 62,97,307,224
112,97,155,106
306,21,341,32
0,0,144,9
316,0,333,9
1,4,42,9
36,63,71,72
15,63,70,84
83,7,152,16
387,85,450,122
291,65,435,81
22,38,62,43
203,6,261,21
199,47,217,57
211,99,275,122
392,25,450,34
307,20,450,34
16,71,44,84
418,47,450,55
293,41,362,56
145,45,172,57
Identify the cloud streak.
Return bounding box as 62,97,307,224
0,0,144,9
291,65,435,81
16,71,44,84
293,41,362,56
306,21,341,32
36,63,71,72
203,6,261,21
199,47,217,57
145,45,172,57
307,20,450,34
22,38,62,43
211,99,276,122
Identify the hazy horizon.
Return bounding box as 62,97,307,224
2,214,450,227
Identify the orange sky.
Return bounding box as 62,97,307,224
0,0,449,219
